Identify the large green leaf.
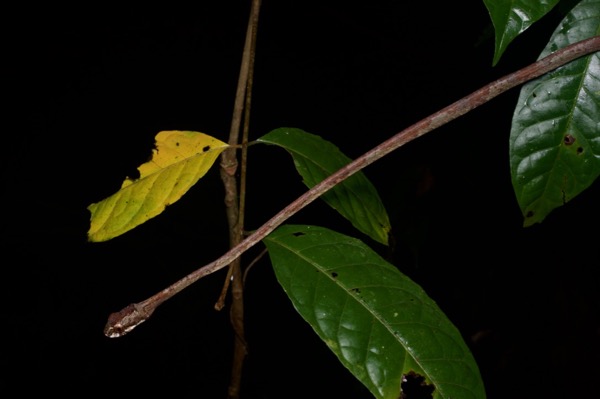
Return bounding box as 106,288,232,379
483,0,559,65
264,225,485,399
510,0,600,226
257,128,391,245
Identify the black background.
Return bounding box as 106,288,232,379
5,1,599,398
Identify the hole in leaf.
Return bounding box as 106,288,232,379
175,142,180,147
399,371,435,399
292,232,305,237
203,145,211,152
331,272,338,278
563,134,575,145
577,147,584,155
526,210,534,218
532,92,537,98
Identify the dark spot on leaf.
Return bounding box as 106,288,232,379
175,142,180,147
331,272,338,278
526,210,534,218
351,287,361,294
563,134,575,145
203,145,211,152
577,147,583,154
292,232,305,237
399,371,435,399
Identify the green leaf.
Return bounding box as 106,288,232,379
483,0,560,65
257,128,391,245
88,131,229,242
510,0,600,226
264,225,486,399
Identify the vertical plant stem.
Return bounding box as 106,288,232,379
218,1,261,398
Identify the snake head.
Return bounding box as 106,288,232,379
104,303,155,338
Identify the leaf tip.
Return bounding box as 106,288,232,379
522,208,543,227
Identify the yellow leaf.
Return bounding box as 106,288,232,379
87,131,229,242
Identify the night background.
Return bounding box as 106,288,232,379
5,1,599,398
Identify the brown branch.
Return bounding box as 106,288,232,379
225,1,261,399
103,36,600,339
211,1,262,398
